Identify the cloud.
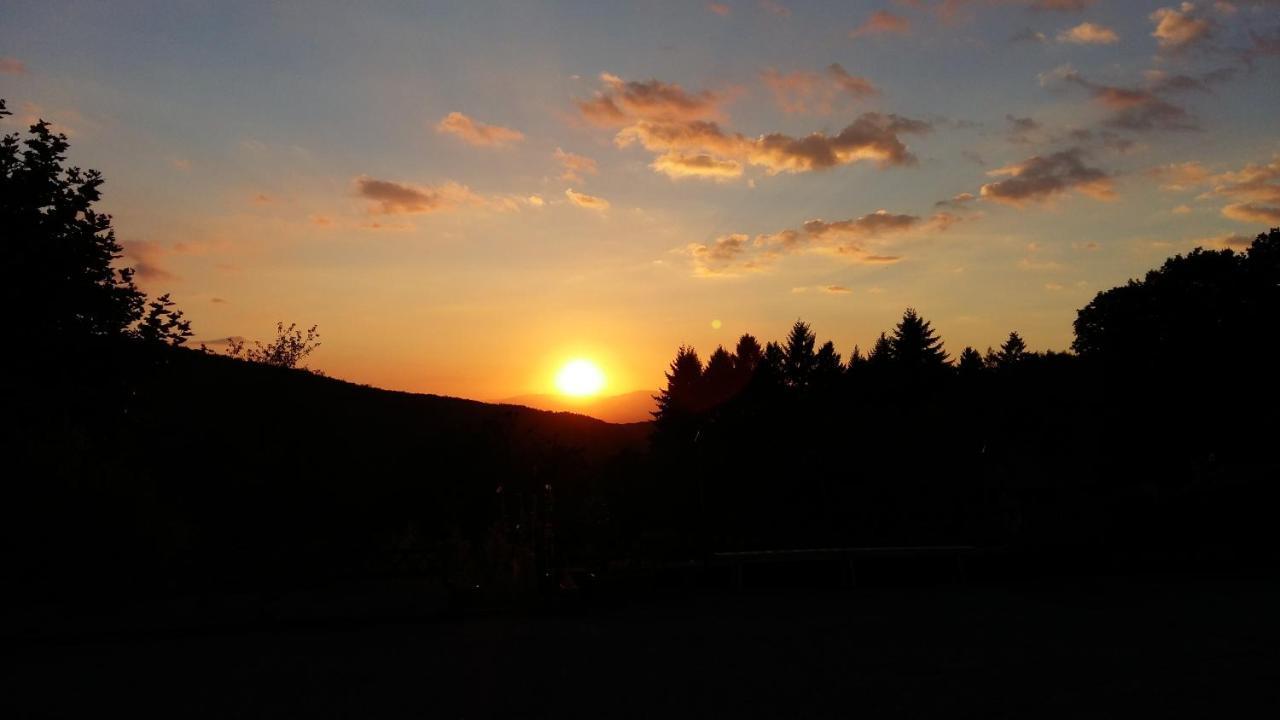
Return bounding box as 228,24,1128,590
759,0,791,17
583,74,927,180
1150,3,1213,51
823,286,853,294
435,111,525,148
576,74,723,127
685,205,954,276
935,191,978,208
1199,231,1255,248
123,241,179,282
651,152,744,180
850,10,911,37
802,210,920,239
1057,22,1119,44
1203,156,1280,223
1005,114,1042,143
1011,28,1049,43
708,3,731,16
0,57,27,75
1057,68,1198,132
555,148,598,182
1147,161,1211,190
354,176,484,214
980,148,1114,204
617,112,931,174
761,63,878,114
564,188,610,210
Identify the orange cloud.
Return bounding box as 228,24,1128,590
708,3,730,16
435,111,525,148
980,148,1114,205
1147,161,1211,191
554,148,598,182
850,10,911,38
651,152,744,180
564,188,610,210
1057,22,1119,44
0,57,27,75
761,63,878,114
576,74,724,127
1203,156,1280,223
1150,3,1213,50
355,176,484,214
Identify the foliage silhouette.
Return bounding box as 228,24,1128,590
225,322,322,370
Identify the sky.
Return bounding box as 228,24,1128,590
3,1,1279,399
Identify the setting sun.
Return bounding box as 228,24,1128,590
555,359,606,397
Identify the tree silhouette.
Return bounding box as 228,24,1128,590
889,308,949,371
226,322,321,369
702,345,736,408
2,98,147,340
783,320,818,390
994,331,1027,370
137,293,193,346
814,340,843,390
654,345,703,419
733,333,763,376
957,346,984,376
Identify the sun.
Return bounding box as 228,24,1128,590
555,359,606,397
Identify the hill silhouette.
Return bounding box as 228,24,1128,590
500,389,658,424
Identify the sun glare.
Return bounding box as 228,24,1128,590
555,359,606,397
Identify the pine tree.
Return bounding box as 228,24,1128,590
995,331,1028,369
783,320,818,390
867,332,894,370
702,345,736,407
889,308,949,370
733,333,763,380
814,340,843,390
957,346,985,376
653,345,704,421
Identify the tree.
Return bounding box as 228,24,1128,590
733,334,763,376
653,345,704,421
1073,231,1280,375
994,331,1028,370
889,308,949,371
226,322,321,369
957,346,985,376
137,293,193,346
783,320,817,390
2,98,146,340
702,345,736,408
866,332,894,371
814,340,843,390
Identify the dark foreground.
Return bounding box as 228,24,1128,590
5,577,1279,718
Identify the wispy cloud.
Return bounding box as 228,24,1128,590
435,111,525,148
554,148,598,183
761,63,878,114
1057,22,1119,44
565,188,611,210
850,10,911,38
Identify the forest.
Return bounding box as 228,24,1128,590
5,96,1280,603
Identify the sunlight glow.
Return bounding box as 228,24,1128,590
555,359,606,397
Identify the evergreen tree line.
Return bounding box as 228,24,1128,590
637,230,1280,563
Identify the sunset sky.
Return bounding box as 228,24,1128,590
3,1,1278,399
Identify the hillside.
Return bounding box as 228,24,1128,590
500,389,658,424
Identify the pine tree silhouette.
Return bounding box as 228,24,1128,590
783,320,818,390
994,331,1028,370
889,308,949,370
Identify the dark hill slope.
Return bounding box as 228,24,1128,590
6,342,650,593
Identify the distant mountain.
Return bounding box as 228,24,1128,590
500,389,657,424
